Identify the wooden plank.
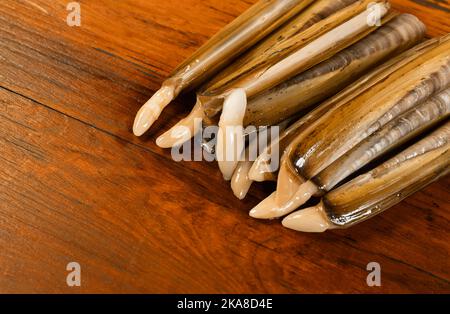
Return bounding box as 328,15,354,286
0,0,449,293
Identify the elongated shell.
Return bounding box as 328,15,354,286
314,87,450,192
323,122,450,228
244,14,426,127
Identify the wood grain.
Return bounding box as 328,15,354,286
0,0,449,293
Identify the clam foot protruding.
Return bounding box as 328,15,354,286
282,204,332,233
156,99,205,148
133,85,175,137
250,180,318,219
216,89,247,181
231,160,254,200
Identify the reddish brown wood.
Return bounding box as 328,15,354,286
0,0,449,293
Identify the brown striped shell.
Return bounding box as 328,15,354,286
323,122,450,227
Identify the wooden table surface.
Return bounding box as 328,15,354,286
1,0,449,293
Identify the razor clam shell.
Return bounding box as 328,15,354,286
290,35,450,180
323,122,450,228
167,0,313,94
200,0,391,119
314,87,450,192
244,14,426,127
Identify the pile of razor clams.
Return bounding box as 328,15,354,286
133,0,449,233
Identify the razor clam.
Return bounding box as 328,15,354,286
249,35,444,182
157,0,392,148
250,34,450,218
283,122,450,232
251,87,450,218
133,0,313,136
